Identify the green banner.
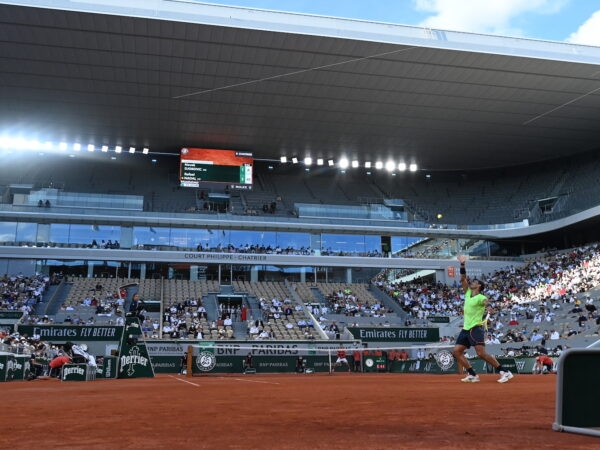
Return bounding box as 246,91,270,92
0,353,17,382
191,354,334,374
0,311,23,328
428,316,450,323
0,311,23,320
13,355,31,381
347,327,439,342
117,317,154,378
96,356,118,379
62,363,95,381
487,357,519,374
17,325,123,341
0,312,23,319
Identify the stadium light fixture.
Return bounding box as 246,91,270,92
351,160,359,168
115,145,122,153
328,159,334,166
385,160,395,172
129,146,135,154
101,145,108,152
409,163,418,172
364,161,372,169
316,158,323,166
142,147,149,154
291,157,298,164
280,156,287,163
73,143,81,151
398,162,407,171
375,161,383,170
87,144,95,152
338,158,349,169
59,142,68,151
304,157,312,166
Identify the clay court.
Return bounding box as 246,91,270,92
2,373,597,449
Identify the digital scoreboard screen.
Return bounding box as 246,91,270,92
179,148,253,189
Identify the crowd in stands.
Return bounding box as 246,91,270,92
324,287,392,318
195,242,313,255
0,273,54,316
90,239,121,249
4,241,600,349
159,299,204,339
376,242,600,346
252,296,318,340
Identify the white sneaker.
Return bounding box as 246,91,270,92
498,371,514,383
461,374,480,383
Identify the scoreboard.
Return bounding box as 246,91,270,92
179,148,253,189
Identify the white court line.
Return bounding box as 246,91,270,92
230,378,280,385
168,375,201,387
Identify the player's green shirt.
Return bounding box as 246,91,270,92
463,288,487,330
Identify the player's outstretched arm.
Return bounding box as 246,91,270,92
457,254,468,290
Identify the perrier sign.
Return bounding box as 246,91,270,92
117,317,154,379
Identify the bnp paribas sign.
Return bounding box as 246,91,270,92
347,327,439,342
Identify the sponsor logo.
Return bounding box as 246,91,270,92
435,350,455,371
120,346,149,376
63,366,85,377
196,351,217,372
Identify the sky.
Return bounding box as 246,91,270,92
200,0,600,46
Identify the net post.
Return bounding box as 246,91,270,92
186,345,193,378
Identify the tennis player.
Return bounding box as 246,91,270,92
333,345,351,372
453,254,514,383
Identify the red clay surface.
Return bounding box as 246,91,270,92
2,373,597,449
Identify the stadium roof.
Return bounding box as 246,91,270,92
1,0,600,171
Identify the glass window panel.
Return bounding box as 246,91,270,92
275,232,310,251
321,233,377,255
49,224,69,245
0,222,17,244
392,236,422,255
133,226,171,249
16,222,37,243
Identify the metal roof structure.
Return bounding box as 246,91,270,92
1,0,600,171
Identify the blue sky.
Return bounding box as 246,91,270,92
201,0,600,46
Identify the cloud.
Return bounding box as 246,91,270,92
567,10,600,46
413,0,566,36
